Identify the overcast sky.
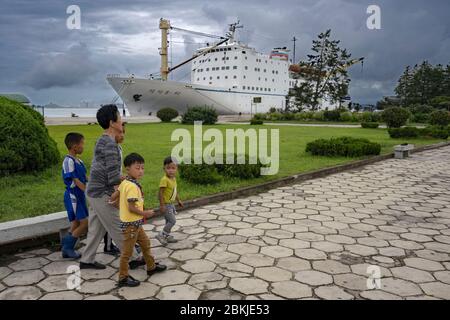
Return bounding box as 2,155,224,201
1,0,449,106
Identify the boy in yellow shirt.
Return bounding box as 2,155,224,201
110,152,167,287
156,156,183,245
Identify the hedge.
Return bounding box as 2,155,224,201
388,126,449,139
250,119,264,125
361,122,379,129
179,153,263,184
305,136,381,157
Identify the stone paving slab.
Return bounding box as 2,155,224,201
1,146,450,300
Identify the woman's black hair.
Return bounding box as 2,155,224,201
96,104,119,129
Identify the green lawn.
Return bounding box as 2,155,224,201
0,122,443,222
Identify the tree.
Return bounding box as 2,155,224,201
382,107,411,128
429,110,450,126
430,96,450,111
395,61,447,105
443,65,450,96
290,30,352,111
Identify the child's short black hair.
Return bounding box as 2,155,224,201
64,132,84,150
96,104,119,129
163,156,178,166
124,153,145,167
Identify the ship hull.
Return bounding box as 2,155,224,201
107,76,287,116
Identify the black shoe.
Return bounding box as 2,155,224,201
129,259,146,270
104,244,120,256
147,263,167,276
80,261,106,270
118,275,140,287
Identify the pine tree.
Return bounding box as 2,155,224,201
395,61,446,106
290,29,352,111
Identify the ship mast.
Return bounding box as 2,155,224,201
158,18,242,81
159,18,171,81
226,21,243,43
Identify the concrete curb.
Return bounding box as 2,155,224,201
1,140,449,254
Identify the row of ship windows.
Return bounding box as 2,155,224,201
196,66,279,74
195,56,276,64
196,76,277,82
198,57,236,63
242,86,274,92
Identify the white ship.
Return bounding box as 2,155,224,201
107,19,361,116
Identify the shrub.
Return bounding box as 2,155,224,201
312,111,325,121
294,111,314,121
411,113,430,124
294,112,306,121
371,112,382,122
267,112,283,121
430,96,450,109
360,111,381,123
382,107,411,128
409,104,434,124
269,107,277,113
361,122,379,129
181,106,218,125
179,161,222,184
361,112,374,123
388,127,420,138
250,119,263,125
430,128,449,139
411,104,434,115
351,112,362,122
305,136,381,157
156,107,179,122
283,112,295,121
420,126,449,139
323,110,341,121
340,111,352,122
215,154,263,179
429,110,450,127
305,111,315,120
253,113,267,121
0,97,60,176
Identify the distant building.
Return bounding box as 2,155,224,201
0,93,31,106
383,96,401,104
361,104,376,111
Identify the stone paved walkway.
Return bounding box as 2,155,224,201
1,146,450,300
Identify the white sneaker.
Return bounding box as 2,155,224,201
155,233,167,245
166,235,178,243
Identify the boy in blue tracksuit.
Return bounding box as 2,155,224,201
62,132,89,259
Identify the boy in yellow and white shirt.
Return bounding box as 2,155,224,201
110,152,167,287
156,156,183,245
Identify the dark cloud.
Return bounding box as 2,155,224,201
20,43,98,89
0,0,449,105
